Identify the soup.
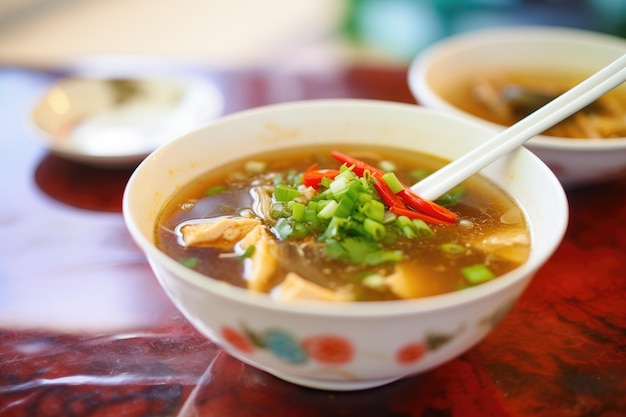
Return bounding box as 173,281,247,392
155,145,530,302
444,71,626,139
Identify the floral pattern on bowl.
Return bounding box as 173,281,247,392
220,297,514,369
221,322,465,367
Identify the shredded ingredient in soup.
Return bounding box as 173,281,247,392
155,145,530,302
447,71,626,139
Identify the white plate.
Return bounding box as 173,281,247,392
30,74,224,167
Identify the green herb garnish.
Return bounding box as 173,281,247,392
240,245,255,261
461,264,496,284
180,257,199,268
436,186,467,207
204,185,226,196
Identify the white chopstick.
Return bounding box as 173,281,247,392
411,53,626,201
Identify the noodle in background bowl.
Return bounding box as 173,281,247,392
408,26,626,188
122,99,568,391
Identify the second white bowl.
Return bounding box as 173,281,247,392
408,26,626,187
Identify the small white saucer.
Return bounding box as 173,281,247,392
30,74,224,167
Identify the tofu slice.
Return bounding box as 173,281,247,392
386,262,442,300
274,272,353,302
180,218,261,248
240,224,279,293
473,230,530,264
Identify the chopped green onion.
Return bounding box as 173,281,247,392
303,208,318,224
357,191,374,204
321,216,346,239
395,216,434,239
436,186,466,207
204,185,226,196
336,166,358,181
324,239,351,261
364,250,403,265
180,257,199,268
260,152,453,271
240,245,255,261
362,273,386,289
441,242,465,254
317,200,338,219
461,264,496,284
361,200,385,223
363,218,385,240
334,194,356,218
382,172,404,194
397,215,417,238
274,218,294,239
325,238,383,265
412,219,434,238
329,176,350,199
274,184,301,202
270,202,287,219
339,163,355,174
351,212,366,223
320,176,333,188
314,199,331,211
290,201,306,222
396,215,412,227
291,222,312,239
311,188,334,202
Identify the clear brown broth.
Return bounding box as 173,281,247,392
155,144,530,301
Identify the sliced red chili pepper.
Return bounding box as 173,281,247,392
330,151,385,177
302,164,340,189
397,187,458,223
331,150,458,224
333,151,458,221
372,173,406,209
390,206,452,226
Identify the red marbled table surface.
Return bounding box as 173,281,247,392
0,65,625,417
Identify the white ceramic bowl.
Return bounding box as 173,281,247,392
408,26,626,188
122,99,568,391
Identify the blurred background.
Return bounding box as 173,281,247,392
0,0,625,71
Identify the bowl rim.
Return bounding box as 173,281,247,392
123,98,569,318
407,25,626,150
